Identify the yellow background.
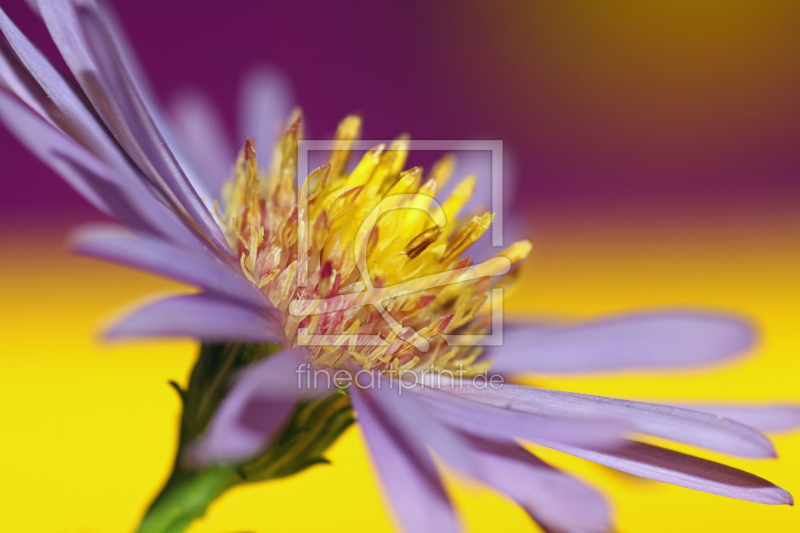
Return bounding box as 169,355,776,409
1,205,798,532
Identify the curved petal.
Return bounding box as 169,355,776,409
465,437,611,533
0,89,194,243
73,225,270,308
39,0,230,254
359,378,478,478
350,385,461,533
667,404,800,434
546,440,792,505
0,6,133,170
23,1,40,16
186,348,316,466
93,2,214,200
447,384,776,458
170,89,235,193
238,67,293,163
0,41,51,120
105,291,284,343
412,386,627,450
490,311,755,374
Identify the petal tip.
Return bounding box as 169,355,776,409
776,488,794,506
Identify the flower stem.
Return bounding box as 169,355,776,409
134,466,239,533
134,343,353,533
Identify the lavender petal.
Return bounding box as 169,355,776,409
238,67,293,164
94,2,216,205
105,291,284,343
351,386,461,533
447,384,776,458
0,89,195,243
0,41,52,122
0,5,133,169
667,404,800,434
490,311,755,374
546,440,793,505
23,0,40,16
465,437,611,533
39,0,230,254
412,386,627,449
73,225,272,309
186,348,316,466
170,89,235,193
361,379,479,478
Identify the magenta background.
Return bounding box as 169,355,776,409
1,0,799,221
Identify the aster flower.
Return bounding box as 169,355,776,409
0,3,797,533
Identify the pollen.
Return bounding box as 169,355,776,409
220,114,531,376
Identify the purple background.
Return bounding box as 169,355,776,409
1,0,799,222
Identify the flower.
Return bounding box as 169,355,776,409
0,2,797,533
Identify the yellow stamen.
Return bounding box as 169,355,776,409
219,115,530,375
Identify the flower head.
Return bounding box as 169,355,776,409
220,114,530,376
0,3,798,533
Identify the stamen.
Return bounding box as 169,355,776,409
218,115,530,376
405,227,442,260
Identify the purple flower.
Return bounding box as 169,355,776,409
0,3,797,533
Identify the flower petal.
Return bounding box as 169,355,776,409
105,291,284,343
350,385,461,533
546,440,793,505
667,404,800,434
170,89,235,193
96,4,219,205
0,41,50,120
238,67,293,165
39,0,230,253
23,0,40,16
0,89,194,243
465,437,611,533
73,225,272,308
447,384,776,458
0,6,133,169
186,348,316,466
412,386,627,449
358,378,479,478
489,311,755,374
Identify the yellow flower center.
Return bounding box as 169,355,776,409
219,113,531,376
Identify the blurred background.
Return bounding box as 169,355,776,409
1,0,799,531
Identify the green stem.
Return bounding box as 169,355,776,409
134,466,239,533
134,343,353,533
